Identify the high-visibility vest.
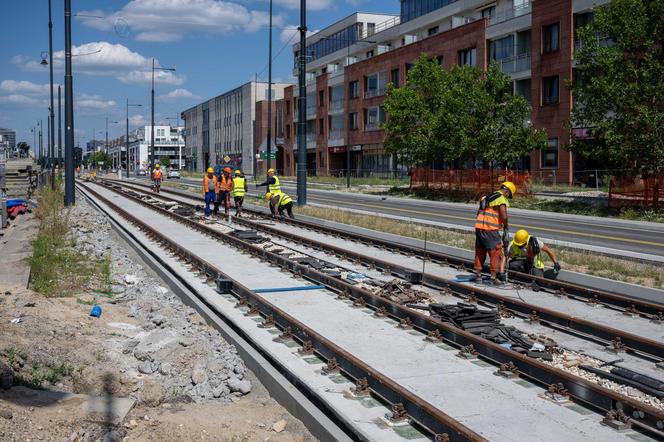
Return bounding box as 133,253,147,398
152,170,162,180
232,177,246,197
474,191,509,231
269,176,282,195
203,175,218,194
509,237,545,270
219,175,233,191
278,193,293,207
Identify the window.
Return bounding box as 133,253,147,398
319,90,324,107
365,72,387,98
366,50,375,58
364,106,386,131
436,56,444,67
367,22,376,36
286,100,290,115
458,48,477,66
348,112,359,130
428,26,439,36
319,118,324,135
541,138,558,168
491,35,514,61
286,124,290,139
543,22,560,53
349,81,360,99
391,68,400,87
542,75,559,105
481,6,495,19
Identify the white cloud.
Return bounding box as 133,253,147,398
280,25,318,44
76,94,117,110
0,80,59,96
159,88,200,101
78,0,284,43
273,0,332,10
13,42,186,86
129,114,148,126
1,94,43,106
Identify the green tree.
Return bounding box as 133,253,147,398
383,54,545,169
570,0,664,176
88,151,112,169
17,142,30,155
159,155,171,169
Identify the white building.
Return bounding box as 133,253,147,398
108,125,184,172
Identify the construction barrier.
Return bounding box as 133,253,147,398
409,168,532,196
608,174,664,209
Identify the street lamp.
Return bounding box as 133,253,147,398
150,58,176,171
126,99,142,176
318,37,376,188
266,0,274,177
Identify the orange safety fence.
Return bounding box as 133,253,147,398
608,174,664,209
409,168,532,196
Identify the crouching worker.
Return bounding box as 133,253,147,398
265,192,295,219
505,229,561,291
203,167,218,217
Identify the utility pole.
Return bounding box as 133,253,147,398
58,85,62,166
39,120,43,164
126,99,142,176
266,0,273,176
48,0,55,189
64,0,75,205
151,58,155,172
297,0,307,205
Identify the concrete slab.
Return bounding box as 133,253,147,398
82,182,655,442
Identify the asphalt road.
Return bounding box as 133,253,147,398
154,176,664,259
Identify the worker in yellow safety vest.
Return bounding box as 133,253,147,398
473,181,516,285
257,168,281,196
232,170,248,217
506,229,561,291
265,192,295,219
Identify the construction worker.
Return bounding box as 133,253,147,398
474,181,516,285
151,164,163,193
505,229,561,291
215,167,233,216
232,170,248,217
203,167,219,217
257,168,281,196
265,192,295,219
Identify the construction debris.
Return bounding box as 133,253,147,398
371,279,431,304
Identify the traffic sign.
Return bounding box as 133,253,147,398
260,151,276,160
223,155,231,163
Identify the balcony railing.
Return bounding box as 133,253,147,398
495,54,531,74
364,122,382,132
489,1,531,26
306,133,317,142
329,98,345,112
306,106,317,118
328,129,345,142
359,16,400,39
365,87,386,99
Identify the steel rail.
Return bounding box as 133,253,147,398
93,179,664,438
102,178,664,320
103,179,664,361
77,181,486,442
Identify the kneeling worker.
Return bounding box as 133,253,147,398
232,169,248,217
265,192,295,219
506,229,561,290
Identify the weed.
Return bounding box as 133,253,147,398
5,346,17,364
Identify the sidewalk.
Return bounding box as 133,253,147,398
0,213,37,292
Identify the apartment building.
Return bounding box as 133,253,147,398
107,125,185,172
280,0,609,184
0,128,16,150
181,81,291,176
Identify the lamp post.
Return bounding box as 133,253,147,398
38,120,43,164
319,37,376,188
297,0,307,206
266,0,274,177
126,99,142,176
64,0,75,205
150,58,176,172
58,85,62,166
47,0,55,189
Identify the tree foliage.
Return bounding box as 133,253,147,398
86,151,112,168
17,142,30,154
570,0,664,176
159,155,171,169
383,53,545,168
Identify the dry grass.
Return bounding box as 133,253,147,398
295,205,664,289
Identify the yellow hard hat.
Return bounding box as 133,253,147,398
235,170,241,175
155,164,160,169
267,168,275,174
207,167,214,173
513,229,529,247
501,181,516,198
265,192,273,200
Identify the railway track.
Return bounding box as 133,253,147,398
88,178,664,439
104,179,664,362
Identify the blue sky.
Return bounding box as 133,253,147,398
0,0,399,152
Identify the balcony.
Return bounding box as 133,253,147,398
359,16,400,39
489,1,531,26
328,129,345,143
306,106,317,118
495,54,531,74
364,122,382,132
365,88,386,99
329,98,345,114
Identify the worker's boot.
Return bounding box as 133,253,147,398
530,281,540,292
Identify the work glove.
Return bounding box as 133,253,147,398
553,262,561,274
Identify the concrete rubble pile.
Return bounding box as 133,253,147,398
69,200,252,405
